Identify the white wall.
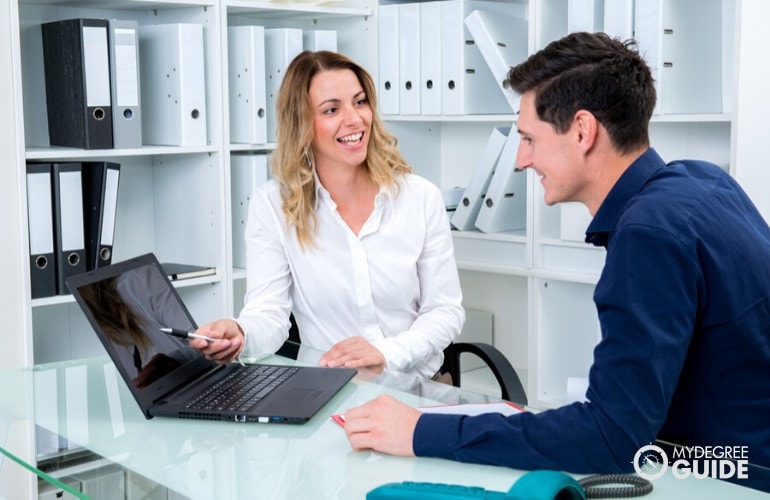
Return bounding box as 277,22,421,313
732,0,770,220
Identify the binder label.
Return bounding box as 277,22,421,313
113,28,139,107
27,172,54,255
83,26,111,107
59,171,85,251
101,169,120,245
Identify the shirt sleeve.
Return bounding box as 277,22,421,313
373,180,465,376
236,185,294,360
414,222,701,473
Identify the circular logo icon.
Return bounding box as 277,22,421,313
633,444,669,480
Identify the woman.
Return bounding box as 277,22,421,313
195,51,464,380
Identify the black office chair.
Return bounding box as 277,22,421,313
276,315,528,406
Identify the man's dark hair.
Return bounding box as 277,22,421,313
507,32,656,154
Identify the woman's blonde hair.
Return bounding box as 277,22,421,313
271,50,412,247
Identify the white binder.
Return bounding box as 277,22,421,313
441,0,526,115
568,0,604,33
378,4,399,115
398,3,421,115
231,153,269,269
420,1,442,115
463,9,528,115
635,0,723,115
139,23,207,146
451,126,509,231
603,0,634,40
475,128,526,233
303,30,337,52
228,26,267,145
108,19,142,149
265,28,303,142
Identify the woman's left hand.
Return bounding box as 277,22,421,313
319,336,387,373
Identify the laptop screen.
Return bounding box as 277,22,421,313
68,254,210,401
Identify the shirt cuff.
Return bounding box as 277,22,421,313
413,413,464,459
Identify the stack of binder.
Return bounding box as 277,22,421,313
463,9,528,114
451,126,508,231
378,0,528,116
451,126,526,233
41,18,142,150
25,162,121,298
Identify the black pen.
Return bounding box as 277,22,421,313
160,327,217,343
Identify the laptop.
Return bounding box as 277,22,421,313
66,252,356,424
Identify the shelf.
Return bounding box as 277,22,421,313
30,272,223,308
384,114,518,123
650,113,732,123
229,143,276,152
25,145,218,161
453,230,529,274
225,0,374,19
20,0,215,9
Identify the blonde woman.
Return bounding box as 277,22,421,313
195,51,464,380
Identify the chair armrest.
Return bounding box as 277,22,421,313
443,342,528,406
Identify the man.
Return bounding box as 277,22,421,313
342,32,770,480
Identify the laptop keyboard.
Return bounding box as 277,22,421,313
187,365,299,413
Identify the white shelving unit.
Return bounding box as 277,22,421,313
383,0,770,409
2,0,769,495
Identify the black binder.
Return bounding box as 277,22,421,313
41,18,114,150
25,163,57,299
81,162,121,270
51,162,87,294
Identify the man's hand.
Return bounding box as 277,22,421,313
343,395,420,456
319,336,387,373
192,318,244,364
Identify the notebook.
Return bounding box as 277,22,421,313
66,252,356,424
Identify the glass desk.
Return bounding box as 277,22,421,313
1,344,768,499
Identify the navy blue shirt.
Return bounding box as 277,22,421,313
414,149,770,475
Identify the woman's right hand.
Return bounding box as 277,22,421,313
193,318,245,364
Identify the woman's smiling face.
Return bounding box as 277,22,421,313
309,68,373,172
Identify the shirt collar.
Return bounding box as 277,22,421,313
312,167,395,210
585,148,666,247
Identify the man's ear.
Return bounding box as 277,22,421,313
573,109,598,152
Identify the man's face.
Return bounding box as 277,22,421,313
515,92,589,206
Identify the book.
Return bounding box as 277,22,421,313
332,401,523,426
160,262,215,281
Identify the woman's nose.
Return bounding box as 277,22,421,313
341,105,362,125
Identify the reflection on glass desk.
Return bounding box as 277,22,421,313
1,343,768,499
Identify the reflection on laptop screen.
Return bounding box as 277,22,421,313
74,260,201,390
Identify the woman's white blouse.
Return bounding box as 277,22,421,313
236,173,464,380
